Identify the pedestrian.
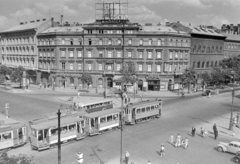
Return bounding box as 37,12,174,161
200,127,204,137
213,123,217,133
160,143,165,157
147,160,151,164
181,139,185,148
233,130,235,137
169,134,174,145
204,128,208,137
192,126,196,137
175,134,181,147
39,83,42,89
183,138,189,149
125,151,130,164
181,92,185,98
214,130,218,140
78,91,80,97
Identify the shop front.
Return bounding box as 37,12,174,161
147,80,160,91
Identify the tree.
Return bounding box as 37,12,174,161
0,65,11,84
201,72,212,86
211,68,228,85
221,55,240,80
81,73,92,89
120,63,138,84
181,68,196,93
10,66,27,87
0,150,34,164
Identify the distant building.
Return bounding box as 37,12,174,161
170,22,226,77
223,33,240,58
221,24,240,35
0,18,57,83
37,21,191,91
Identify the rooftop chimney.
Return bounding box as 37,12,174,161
238,24,240,35
42,18,46,21
61,15,63,26
20,22,24,25
25,21,27,24
36,19,40,22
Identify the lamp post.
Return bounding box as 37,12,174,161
133,75,137,99
57,109,61,164
229,70,235,130
5,103,9,119
103,72,106,98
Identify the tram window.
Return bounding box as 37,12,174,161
155,105,158,109
61,126,68,133
51,128,58,135
100,117,106,123
142,107,145,113
18,128,23,138
137,108,141,114
0,135,1,141
113,114,118,120
31,129,36,137
69,124,76,131
107,115,113,122
87,105,90,109
146,106,151,112
81,121,85,127
38,130,43,141
151,106,154,110
2,132,11,140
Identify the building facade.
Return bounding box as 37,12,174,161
171,22,226,76
0,18,56,83
223,34,240,58
37,21,191,91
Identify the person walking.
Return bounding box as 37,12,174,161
125,151,130,164
214,129,218,140
175,134,181,147
192,126,196,137
183,138,189,149
169,134,174,145
201,127,205,138
160,143,165,157
213,123,217,133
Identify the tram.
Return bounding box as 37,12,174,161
124,99,162,124
29,112,86,151
84,108,122,136
0,119,27,150
73,99,113,113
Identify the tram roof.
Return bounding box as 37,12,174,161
73,98,112,106
128,99,162,108
0,122,26,133
86,108,121,118
31,115,84,130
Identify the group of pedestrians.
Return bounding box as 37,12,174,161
191,124,218,139
168,133,189,150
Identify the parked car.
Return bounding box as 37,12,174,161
233,153,240,163
217,141,240,154
202,89,212,96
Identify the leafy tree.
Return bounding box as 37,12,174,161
0,150,35,164
201,72,212,86
181,68,196,92
10,66,28,87
120,63,138,84
81,73,92,89
0,65,11,84
211,68,228,85
221,55,240,80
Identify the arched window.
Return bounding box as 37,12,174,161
98,78,103,87
192,45,196,52
211,46,214,53
206,61,209,68
61,39,65,45
197,61,200,68
202,61,205,68
215,46,218,53
215,61,218,67
211,61,214,67
192,61,196,68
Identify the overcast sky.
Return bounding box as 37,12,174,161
0,0,239,31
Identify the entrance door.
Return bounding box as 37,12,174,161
138,80,143,91
107,78,113,88
132,108,136,121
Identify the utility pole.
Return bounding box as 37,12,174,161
57,109,61,164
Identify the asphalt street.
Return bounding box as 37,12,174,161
1,89,239,164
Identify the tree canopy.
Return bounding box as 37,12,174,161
0,65,12,84
120,63,138,84
221,55,240,80
0,151,34,164
81,73,92,89
181,68,196,85
10,66,27,84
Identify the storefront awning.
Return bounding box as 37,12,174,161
113,76,123,82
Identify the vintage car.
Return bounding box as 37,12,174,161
217,141,240,154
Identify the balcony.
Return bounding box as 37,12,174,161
102,70,115,77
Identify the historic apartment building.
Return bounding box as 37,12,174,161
223,34,240,58
0,18,56,83
36,20,191,91
221,24,240,35
170,22,226,76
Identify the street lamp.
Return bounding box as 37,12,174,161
229,70,235,130
5,103,9,119
133,75,137,99
114,90,125,164
103,72,106,98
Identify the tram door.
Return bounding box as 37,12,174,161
132,108,136,122
13,129,18,145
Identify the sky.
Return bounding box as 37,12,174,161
0,0,239,31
